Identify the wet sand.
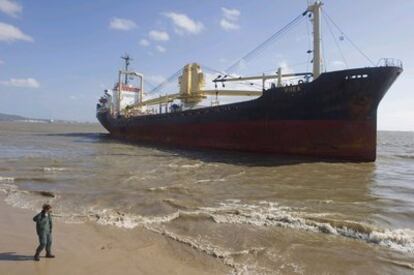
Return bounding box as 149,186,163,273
0,194,230,275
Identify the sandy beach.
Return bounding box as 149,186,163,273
0,194,230,275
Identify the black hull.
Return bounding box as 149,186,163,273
97,66,402,161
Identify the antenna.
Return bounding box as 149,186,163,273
121,54,133,85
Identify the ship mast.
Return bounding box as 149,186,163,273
308,1,323,79
121,54,132,85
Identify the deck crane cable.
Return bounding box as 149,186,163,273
322,11,348,69
322,9,375,66
225,11,308,73
149,66,184,94
201,64,263,90
261,61,310,74
150,11,309,95
143,79,157,90
151,11,308,95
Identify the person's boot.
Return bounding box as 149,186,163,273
34,252,40,261
46,252,55,258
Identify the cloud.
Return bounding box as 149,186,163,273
163,12,204,35
220,19,239,31
221,8,240,21
156,45,166,53
146,75,166,86
331,60,346,68
0,59,4,64
109,17,137,31
0,77,40,88
149,30,169,41
219,58,227,64
0,0,22,18
278,61,294,72
139,38,150,47
277,61,297,82
220,7,240,31
0,22,32,42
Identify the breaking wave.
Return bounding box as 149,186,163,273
147,186,169,191
395,154,414,160
93,209,180,229
2,182,413,255
0,183,58,210
76,200,414,254
151,226,268,274
43,167,68,172
0,176,14,183
91,207,268,273
199,201,414,254
168,162,203,169
2,185,413,273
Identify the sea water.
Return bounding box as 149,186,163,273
0,122,413,274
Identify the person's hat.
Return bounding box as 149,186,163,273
42,204,52,211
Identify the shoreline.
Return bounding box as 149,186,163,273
0,193,230,275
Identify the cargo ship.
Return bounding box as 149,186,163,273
97,1,403,161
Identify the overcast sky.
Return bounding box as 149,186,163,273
0,0,413,130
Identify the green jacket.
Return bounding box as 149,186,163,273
33,211,52,235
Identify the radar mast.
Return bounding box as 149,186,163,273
121,54,133,85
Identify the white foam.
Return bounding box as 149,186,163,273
0,183,17,194
196,178,226,184
196,179,212,183
0,182,58,212
168,163,202,169
148,225,267,275
4,190,42,210
43,167,67,172
181,163,202,169
0,176,14,183
148,186,168,191
93,209,180,229
197,200,414,254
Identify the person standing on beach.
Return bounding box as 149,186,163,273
33,204,55,261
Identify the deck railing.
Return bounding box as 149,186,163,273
377,58,403,69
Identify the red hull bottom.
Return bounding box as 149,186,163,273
111,120,377,162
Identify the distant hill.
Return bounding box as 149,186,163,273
0,112,74,123
0,112,28,121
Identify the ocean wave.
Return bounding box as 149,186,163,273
195,178,226,184
2,188,411,273
168,163,202,169
395,154,414,160
2,182,413,255
150,226,268,274
380,258,414,270
0,183,18,194
93,209,180,229
2,185,57,211
147,186,168,191
65,199,414,254
43,167,68,172
65,201,412,255
0,176,15,183
198,200,414,254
